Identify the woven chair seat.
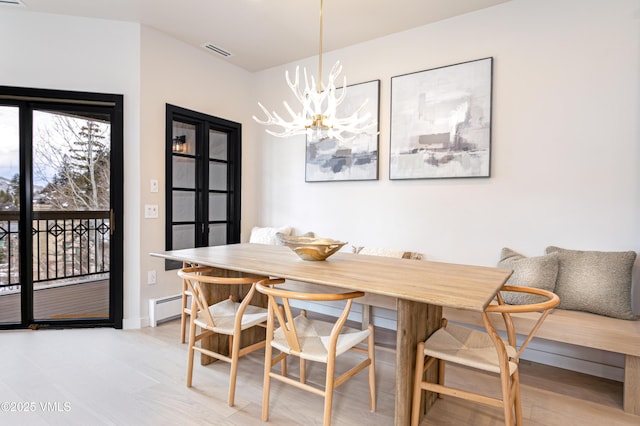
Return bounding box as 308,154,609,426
194,298,268,335
423,323,517,375
272,314,371,363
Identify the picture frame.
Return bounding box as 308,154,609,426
305,79,380,182
389,57,493,180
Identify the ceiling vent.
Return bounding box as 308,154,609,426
201,42,233,58
0,0,25,6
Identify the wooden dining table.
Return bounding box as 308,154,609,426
151,243,512,425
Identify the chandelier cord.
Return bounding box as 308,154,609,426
318,0,323,93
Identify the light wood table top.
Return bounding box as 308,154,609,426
151,243,511,312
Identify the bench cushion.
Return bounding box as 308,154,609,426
443,306,640,357
546,246,636,320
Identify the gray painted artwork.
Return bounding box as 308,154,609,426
305,80,380,182
390,58,492,179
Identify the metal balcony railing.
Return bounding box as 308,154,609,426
0,210,110,290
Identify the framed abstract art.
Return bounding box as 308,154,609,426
389,57,493,179
305,79,380,182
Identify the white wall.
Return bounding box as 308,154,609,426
139,27,257,327
251,0,640,316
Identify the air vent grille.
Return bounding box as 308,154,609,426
201,42,233,58
0,0,25,6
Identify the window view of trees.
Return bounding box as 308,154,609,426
34,115,111,211
0,111,112,291
0,174,19,210
0,114,111,211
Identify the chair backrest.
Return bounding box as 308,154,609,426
256,278,364,354
482,285,560,361
178,267,264,329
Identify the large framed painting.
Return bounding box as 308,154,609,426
305,80,380,182
389,57,493,180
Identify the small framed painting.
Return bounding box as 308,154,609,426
305,80,380,182
389,57,493,179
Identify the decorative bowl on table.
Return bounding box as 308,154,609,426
278,235,347,261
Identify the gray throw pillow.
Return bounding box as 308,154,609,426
545,246,637,320
497,248,558,305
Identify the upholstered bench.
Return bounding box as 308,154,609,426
445,246,639,415
442,306,640,415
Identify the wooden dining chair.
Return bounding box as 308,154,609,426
256,278,376,426
178,266,269,407
411,285,560,426
179,261,198,344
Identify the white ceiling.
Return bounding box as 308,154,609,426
8,0,511,72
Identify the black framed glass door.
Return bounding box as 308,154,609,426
165,104,241,270
0,86,123,329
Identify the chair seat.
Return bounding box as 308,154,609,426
194,298,268,335
423,323,517,375
272,315,371,363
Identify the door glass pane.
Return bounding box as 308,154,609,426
173,157,196,189
0,105,21,323
172,121,196,155
172,224,195,249
209,162,227,191
209,130,227,161
172,190,196,222
31,109,111,321
208,223,226,246
209,193,227,221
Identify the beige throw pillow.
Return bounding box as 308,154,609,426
497,248,559,305
545,246,636,320
249,226,293,245
352,246,423,260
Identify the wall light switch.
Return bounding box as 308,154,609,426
147,270,157,285
144,204,159,218
150,179,159,193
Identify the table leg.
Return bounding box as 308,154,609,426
395,299,442,426
624,354,640,415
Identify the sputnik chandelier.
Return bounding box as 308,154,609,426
253,0,377,142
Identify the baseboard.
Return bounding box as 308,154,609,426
122,317,145,329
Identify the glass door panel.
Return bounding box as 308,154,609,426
208,129,228,238
170,121,198,257
172,224,195,250
31,109,111,321
208,224,226,246
208,193,227,221
172,157,196,188
209,162,227,191
209,129,227,160
0,105,21,324
172,191,196,222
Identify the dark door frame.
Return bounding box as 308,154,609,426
0,86,123,329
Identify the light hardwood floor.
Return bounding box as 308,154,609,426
0,319,637,425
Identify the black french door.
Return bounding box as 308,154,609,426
165,104,241,270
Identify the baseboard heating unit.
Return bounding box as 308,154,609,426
149,294,183,327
